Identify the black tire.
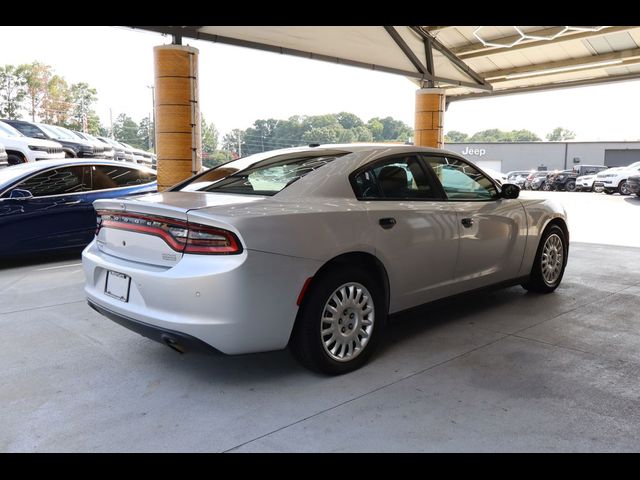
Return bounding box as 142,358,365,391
604,189,614,195
618,180,631,196
521,224,568,294
290,266,386,375
7,153,25,165
565,180,576,192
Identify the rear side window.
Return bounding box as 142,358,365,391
91,165,156,190
179,154,344,196
15,166,91,197
352,155,439,200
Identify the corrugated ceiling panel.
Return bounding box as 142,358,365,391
198,26,419,73
453,26,479,45
586,36,615,54
603,31,638,50
432,49,479,84
435,28,472,48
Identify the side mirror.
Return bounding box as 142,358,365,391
500,183,520,199
9,189,33,200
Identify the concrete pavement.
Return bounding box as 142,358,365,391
1,192,639,452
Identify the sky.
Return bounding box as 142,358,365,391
1,25,639,142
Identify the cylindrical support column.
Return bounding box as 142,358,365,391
414,88,445,149
154,44,202,191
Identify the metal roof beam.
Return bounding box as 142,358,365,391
128,26,493,91
424,26,453,32
448,71,640,101
483,48,640,81
410,26,491,88
383,26,428,75
455,26,636,59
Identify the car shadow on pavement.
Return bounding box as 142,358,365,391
0,250,82,270
137,284,539,382
624,196,640,205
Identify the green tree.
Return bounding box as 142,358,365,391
470,128,540,142
201,115,219,155
508,129,541,142
67,82,97,131
336,112,364,130
138,116,154,150
113,113,142,148
367,118,384,141
546,127,576,141
222,128,244,155
21,62,51,121
444,130,469,142
40,75,71,125
352,125,373,142
302,126,339,144
0,64,28,119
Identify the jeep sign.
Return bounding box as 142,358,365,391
461,147,486,157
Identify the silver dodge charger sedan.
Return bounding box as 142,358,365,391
83,144,569,374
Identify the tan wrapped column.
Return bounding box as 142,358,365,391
154,44,202,191
414,88,445,148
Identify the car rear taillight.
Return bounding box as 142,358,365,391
95,210,242,255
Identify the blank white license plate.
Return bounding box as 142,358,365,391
105,271,131,302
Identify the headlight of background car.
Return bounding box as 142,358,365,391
28,145,50,152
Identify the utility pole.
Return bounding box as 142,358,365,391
238,131,242,157
109,108,114,139
147,85,156,151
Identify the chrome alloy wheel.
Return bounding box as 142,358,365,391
541,234,564,286
321,282,375,362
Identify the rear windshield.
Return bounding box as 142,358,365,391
178,152,346,196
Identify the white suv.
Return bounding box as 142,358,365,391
0,120,64,164
593,161,640,195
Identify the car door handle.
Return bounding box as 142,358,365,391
64,200,82,205
461,218,474,228
379,217,396,229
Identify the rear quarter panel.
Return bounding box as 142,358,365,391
518,197,568,277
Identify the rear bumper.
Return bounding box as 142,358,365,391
82,240,321,354
88,300,220,354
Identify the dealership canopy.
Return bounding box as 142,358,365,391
130,26,640,103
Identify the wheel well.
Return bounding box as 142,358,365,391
303,252,390,316
545,217,570,246
5,150,26,162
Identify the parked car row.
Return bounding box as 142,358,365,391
0,119,155,169
508,162,640,196
0,159,157,256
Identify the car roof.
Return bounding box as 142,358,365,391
1,158,154,176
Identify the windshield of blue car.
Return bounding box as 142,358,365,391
178,152,347,196
0,121,24,138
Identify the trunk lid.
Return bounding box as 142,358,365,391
94,192,266,266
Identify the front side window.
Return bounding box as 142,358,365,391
91,165,156,190
15,166,91,197
352,155,438,200
178,152,345,196
426,156,498,200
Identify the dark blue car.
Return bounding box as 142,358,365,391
0,159,157,257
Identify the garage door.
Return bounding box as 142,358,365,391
475,160,503,172
604,149,640,167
